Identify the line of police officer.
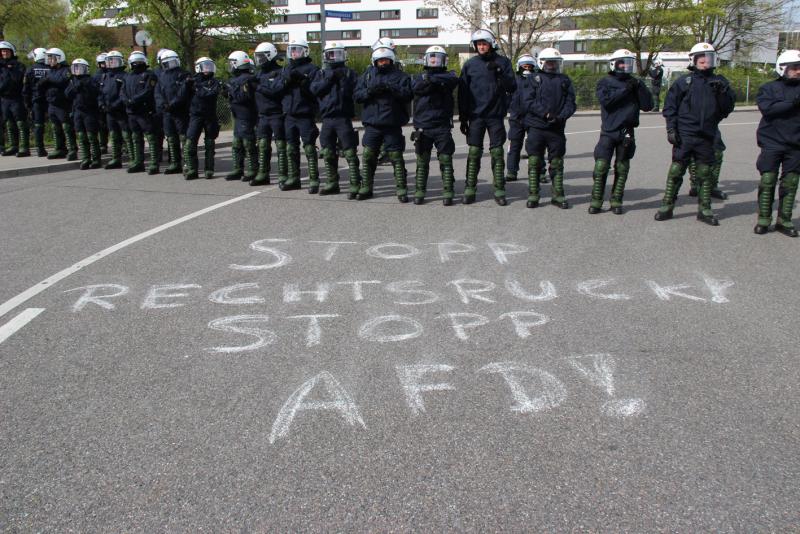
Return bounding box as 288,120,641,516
0,32,797,236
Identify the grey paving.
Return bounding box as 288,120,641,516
0,109,798,531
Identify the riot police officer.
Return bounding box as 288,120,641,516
506,54,537,183
0,41,29,157
589,49,653,214
523,47,576,209
157,49,191,174
457,29,516,205
184,57,221,180
122,50,159,174
94,53,109,153
98,50,131,169
310,41,361,197
252,41,286,186
41,48,77,160
753,49,800,237
354,47,413,201
273,39,320,192
410,45,458,205
655,42,735,225
224,51,258,181
23,47,49,157
64,58,102,169
648,58,664,112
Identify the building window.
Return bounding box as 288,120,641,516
380,29,401,38
380,10,400,19
271,33,289,42
307,13,320,22
341,30,361,40
307,31,321,41
574,40,586,52
417,27,437,37
416,8,438,18
272,0,288,5
272,14,288,23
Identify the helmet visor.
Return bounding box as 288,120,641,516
196,60,216,74
614,57,635,74
46,54,61,66
288,45,307,59
254,51,270,65
71,63,88,76
692,51,716,69
162,57,180,70
424,52,447,68
106,56,123,69
541,58,562,73
324,49,346,64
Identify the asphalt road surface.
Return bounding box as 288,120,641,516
1,109,798,531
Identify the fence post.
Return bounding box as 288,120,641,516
746,75,750,104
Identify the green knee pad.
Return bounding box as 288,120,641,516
415,150,431,198
659,161,686,212
489,146,505,198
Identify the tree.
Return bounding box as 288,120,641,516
0,0,68,46
579,0,693,74
70,0,275,66
436,0,574,61
678,0,788,63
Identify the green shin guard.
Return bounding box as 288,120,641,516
105,131,122,168
320,147,340,194
47,125,66,159
439,153,455,201
610,159,631,209
243,138,257,180
282,142,301,189
226,138,243,180
88,131,101,168
146,133,159,174
464,145,482,201
275,140,288,184
415,150,431,200
63,122,77,160
3,120,18,155
696,163,714,216
490,146,506,200
77,132,90,168
589,159,610,210
343,147,361,196
127,132,145,173
550,157,568,207
304,143,319,190
204,139,215,178
778,172,799,230
657,162,685,216
527,155,542,207
184,140,198,179
688,157,698,195
253,138,271,184
358,146,377,198
164,135,182,174
123,130,134,162
756,171,778,228
389,150,407,198
17,121,29,155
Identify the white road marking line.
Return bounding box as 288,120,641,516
0,308,45,345
0,191,262,320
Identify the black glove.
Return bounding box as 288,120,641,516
626,78,639,92
290,69,305,83
545,112,557,124
793,93,800,107
185,76,194,86
333,68,346,80
667,129,680,146
486,61,498,72
460,120,469,136
708,79,726,94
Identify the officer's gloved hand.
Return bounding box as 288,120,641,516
625,78,639,92
290,69,305,83
793,93,800,107
667,128,680,146
486,61,501,75
334,68,347,80
459,119,469,136
708,79,726,94
545,112,557,124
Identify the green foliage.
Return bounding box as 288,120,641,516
563,68,606,109
70,0,274,67
0,0,67,51
716,66,776,103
